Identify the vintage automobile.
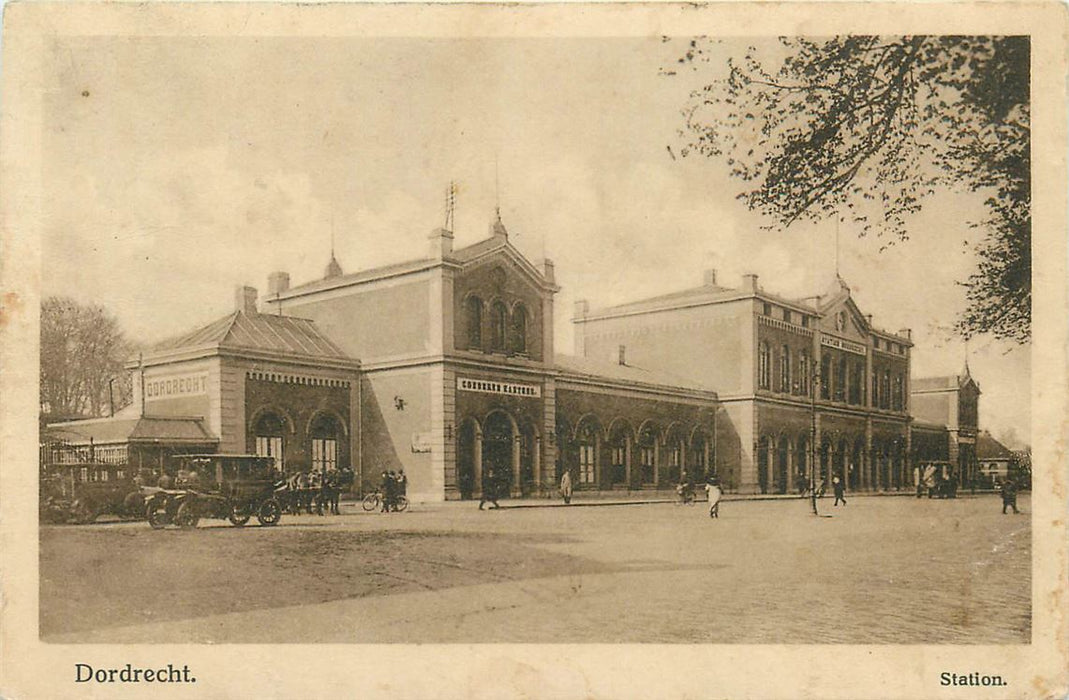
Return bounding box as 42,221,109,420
39,462,143,524
144,454,283,529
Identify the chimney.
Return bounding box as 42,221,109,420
742,273,759,292
574,299,589,320
268,271,290,296
865,314,873,326
617,345,627,366
541,258,556,284
235,285,258,314
898,328,912,340
429,227,454,259
703,269,717,286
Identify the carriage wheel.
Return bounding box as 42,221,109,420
256,498,282,526
395,496,409,513
175,501,200,530
228,503,252,527
361,493,379,512
146,499,171,529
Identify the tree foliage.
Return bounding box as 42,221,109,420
674,36,1030,343
40,297,133,420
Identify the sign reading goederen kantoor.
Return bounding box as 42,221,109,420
457,377,541,398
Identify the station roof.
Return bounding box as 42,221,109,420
150,310,351,362
555,353,715,396
45,415,218,445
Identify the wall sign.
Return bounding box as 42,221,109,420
820,335,866,356
457,377,541,398
145,373,208,400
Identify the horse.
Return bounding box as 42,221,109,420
320,467,355,515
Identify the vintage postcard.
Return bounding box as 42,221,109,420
2,2,1066,698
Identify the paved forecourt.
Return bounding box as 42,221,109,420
41,493,1030,644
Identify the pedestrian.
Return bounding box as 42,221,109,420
380,470,395,513
396,469,408,501
1001,478,1019,514
705,477,722,518
559,469,573,505
479,468,500,510
833,474,846,506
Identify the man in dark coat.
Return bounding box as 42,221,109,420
1001,479,1019,514
479,468,500,510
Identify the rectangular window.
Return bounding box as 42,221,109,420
100,470,109,482
80,467,88,482
311,438,338,472
763,303,772,316
801,316,809,328
579,444,596,484
255,436,284,472
782,308,791,323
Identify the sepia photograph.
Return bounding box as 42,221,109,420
2,3,1067,698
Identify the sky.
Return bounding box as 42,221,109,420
40,36,1031,447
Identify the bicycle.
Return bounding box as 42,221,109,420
361,491,409,512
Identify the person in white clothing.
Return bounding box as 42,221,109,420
704,478,722,519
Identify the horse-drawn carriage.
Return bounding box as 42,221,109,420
40,462,144,524
143,454,283,529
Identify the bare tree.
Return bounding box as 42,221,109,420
670,36,1030,343
40,297,133,420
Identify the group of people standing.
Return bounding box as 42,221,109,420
378,469,408,512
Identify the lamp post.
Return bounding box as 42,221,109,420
810,360,821,517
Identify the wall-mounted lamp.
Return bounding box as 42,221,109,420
394,396,406,411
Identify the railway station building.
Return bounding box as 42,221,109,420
47,210,989,501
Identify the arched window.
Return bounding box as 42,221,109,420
310,413,341,473
758,342,771,390
490,301,508,352
466,296,482,349
849,363,862,404
799,350,810,395
779,345,791,393
820,355,831,399
254,412,285,471
892,374,904,411
511,303,528,354
881,370,892,409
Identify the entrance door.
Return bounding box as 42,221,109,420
483,413,514,497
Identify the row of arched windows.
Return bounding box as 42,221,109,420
465,296,528,354
252,411,343,473
758,342,905,410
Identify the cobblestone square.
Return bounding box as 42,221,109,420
41,493,1030,644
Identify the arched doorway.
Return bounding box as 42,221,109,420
757,436,772,494
850,439,864,490
483,412,515,498
795,435,809,494
664,425,685,486
775,436,791,494
519,421,540,496
688,429,708,485
575,417,601,489
637,422,658,486
608,420,633,487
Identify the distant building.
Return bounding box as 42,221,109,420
910,365,981,486
975,430,1016,486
